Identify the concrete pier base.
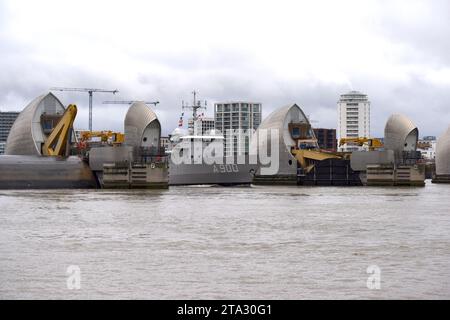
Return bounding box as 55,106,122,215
432,174,450,184
253,175,297,185
367,164,425,186
0,155,98,189
100,162,169,189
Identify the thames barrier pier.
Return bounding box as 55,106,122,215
88,101,168,189
0,93,168,189
252,103,426,186
432,125,450,183
0,93,97,189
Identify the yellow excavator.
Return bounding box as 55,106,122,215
339,137,383,151
42,104,77,157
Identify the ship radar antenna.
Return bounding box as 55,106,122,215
183,90,207,121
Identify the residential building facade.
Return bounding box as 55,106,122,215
313,128,337,151
0,110,20,154
160,136,171,153
337,91,370,151
188,117,215,135
417,136,437,161
214,102,262,156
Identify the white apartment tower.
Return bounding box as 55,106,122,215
337,90,371,151
188,117,215,135
215,102,262,156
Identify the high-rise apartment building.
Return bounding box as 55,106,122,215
188,117,215,135
0,110,20,154
337,91,370,151
214,102,262,156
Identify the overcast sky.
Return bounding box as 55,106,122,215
1,0,449,136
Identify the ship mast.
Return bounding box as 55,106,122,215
181,91,207,135
183,90,207,121
193,90,198,120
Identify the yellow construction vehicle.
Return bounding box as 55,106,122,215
42,104,77,157
112,132,125,144
79,130,125,145
339,137,383,151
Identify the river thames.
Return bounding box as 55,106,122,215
1,182,449,299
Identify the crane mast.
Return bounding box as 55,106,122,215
50,87,119,131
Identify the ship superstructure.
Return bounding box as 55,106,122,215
168,92,257,186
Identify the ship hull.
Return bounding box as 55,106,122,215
169,158,257,186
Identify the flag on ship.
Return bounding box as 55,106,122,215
178,112,184,127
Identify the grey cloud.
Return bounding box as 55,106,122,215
1,0,450,139
373,0,450,67
352,71,450,137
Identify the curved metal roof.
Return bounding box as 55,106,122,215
384,114,418,159
5,92,65,155
436,126,450,175
124,101,160,148
252,104,316,175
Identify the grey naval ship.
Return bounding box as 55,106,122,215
168,92,257,186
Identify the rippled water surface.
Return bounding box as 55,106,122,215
1,182,450,299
